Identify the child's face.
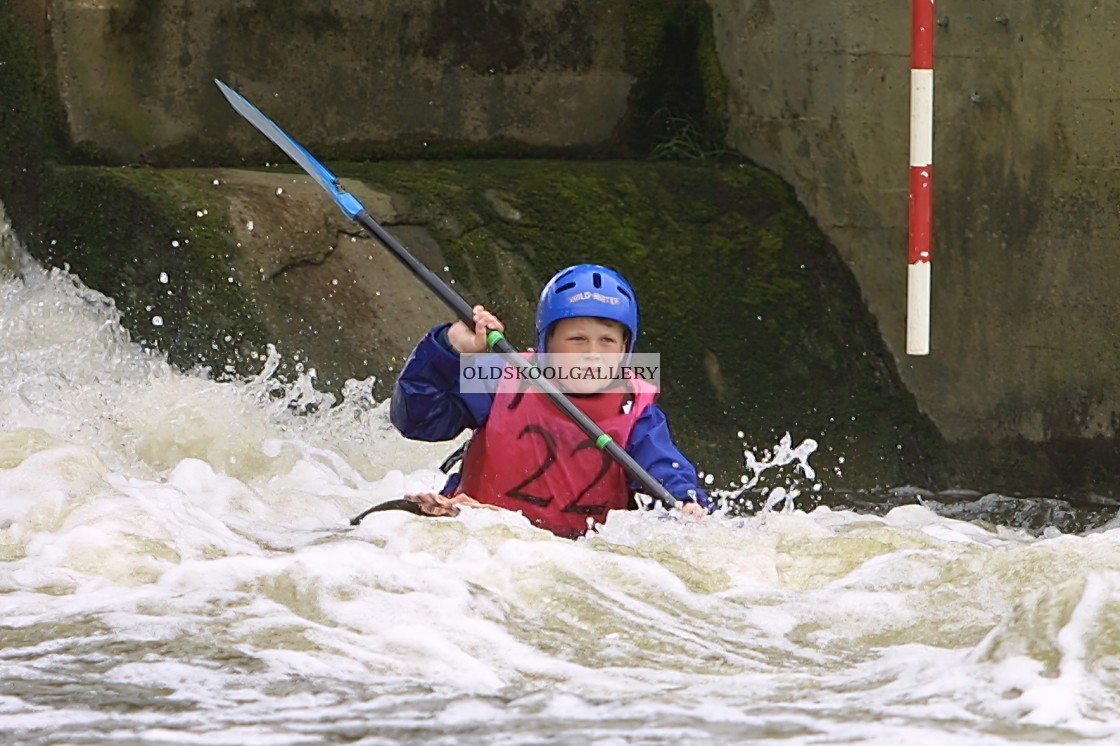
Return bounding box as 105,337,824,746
546,317,627,394
548,317,627,355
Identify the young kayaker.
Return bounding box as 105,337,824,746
390,264,713,538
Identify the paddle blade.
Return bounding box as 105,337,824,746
214,79,364,220
349,499,425,525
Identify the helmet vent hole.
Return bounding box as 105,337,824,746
554,281,576,293
592,273,602,289
617,286,632,301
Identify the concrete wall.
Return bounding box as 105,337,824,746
44,0,634,161
712,0,1120,483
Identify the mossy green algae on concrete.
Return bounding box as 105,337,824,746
19,157,947,491
32,166,269,378
342,159,946,488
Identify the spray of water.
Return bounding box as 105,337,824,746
711,432,820,515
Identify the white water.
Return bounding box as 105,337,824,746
3,243,1120,745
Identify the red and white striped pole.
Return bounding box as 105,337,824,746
907,0,935,355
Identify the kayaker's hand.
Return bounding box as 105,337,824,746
405,492,461,516
447,305,504,354
405,492,500,517
678,501,708,518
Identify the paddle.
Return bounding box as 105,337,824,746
350,499,423,522
213,79,680,518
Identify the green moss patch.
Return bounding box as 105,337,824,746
16,155,950,492
29,166,269,377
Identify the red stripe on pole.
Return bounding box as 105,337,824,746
908,165,933,264
912,0,935,69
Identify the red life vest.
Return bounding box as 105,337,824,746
454,368,657,538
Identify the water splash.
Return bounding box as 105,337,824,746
717,432,819,514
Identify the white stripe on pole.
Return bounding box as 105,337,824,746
907,262,931,354
909,70,934,166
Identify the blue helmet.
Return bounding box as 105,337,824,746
535,264,640,358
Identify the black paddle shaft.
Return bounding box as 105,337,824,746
353,211,679,509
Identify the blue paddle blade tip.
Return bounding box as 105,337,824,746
214,78,366,221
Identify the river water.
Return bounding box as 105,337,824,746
3,235,1120,745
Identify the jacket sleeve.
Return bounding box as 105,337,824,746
389,324,496,441
626,404,715,511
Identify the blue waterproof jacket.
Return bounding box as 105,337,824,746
390,324,713,511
